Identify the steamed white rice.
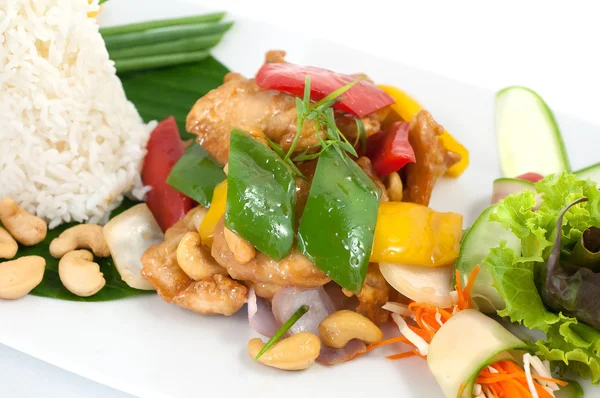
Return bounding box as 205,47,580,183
0,0,156,228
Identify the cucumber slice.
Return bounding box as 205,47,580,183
491,177,535,204
555,380,584,398
454,205,521,312
427,309,528,398
575,162,600,184
496,86,570,177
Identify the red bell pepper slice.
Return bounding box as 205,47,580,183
367,121,416,176
255,63,395,118
141,116,195,231
516,172,544,183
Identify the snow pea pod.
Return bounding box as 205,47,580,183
298,147,381,293
225,129,296,261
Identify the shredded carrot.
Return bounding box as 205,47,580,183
476,360,567,398
462,264,481,309
366,336,410,351
407,324,432,342
386,351,418,360
408,302,453,320
532,375,569,387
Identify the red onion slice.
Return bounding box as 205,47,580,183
272,286,366,365
318,339,367,366
271,286,335,335
248,288,279,337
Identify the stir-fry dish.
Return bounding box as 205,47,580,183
2,1,600,397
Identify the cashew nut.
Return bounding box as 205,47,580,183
0,256,45,299
223,227,256,264
318,310,383,348
58,250,105,297
176,232,226,280
49,224,110,258
384,172,403,202
247,332,321,370
0,227,18,259
0,197,47,246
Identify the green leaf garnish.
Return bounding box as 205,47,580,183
283,75,365,164
255,305,309,360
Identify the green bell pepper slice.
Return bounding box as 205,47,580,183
167,142,225,207
225,129,296,260
298,147,381,293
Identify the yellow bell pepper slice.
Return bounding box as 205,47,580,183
378,84,469,177
370,202,463,267
199,180,227,246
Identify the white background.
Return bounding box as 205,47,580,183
2,0,599,396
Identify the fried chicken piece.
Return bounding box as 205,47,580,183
186,76,318,165
186,52,382,165
141,232,192,302
211,218,330,287
356,157,389,202
355,263,390,325
164,206,207,241
265,50,287,64
173,274,247,316
141,208,247,316
403,111,461,206
244,281,283,299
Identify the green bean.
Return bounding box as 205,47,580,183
114,51,211,73
99,12,225,36
108,34,224,60
103,22,233,50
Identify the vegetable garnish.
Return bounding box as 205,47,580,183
264,75,365,179
114,51,212,74
103,21,233,51
367,266,480,359
542,197,600,329
100,12,226,36
255,305,309,360
469,172,600,384
256,64,394,117
167,143,225,208
496,86,570,177
286,76,364,162
100,13,233,73
226,129,296,261
475,360,568,398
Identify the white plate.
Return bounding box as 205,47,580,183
2,1,600,397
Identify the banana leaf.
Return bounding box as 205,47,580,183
119,56,229,139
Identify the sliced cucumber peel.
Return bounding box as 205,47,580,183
492,177,535,204
454,205,520,312
575,162,600,185
427,309,529,398
496,86,570,177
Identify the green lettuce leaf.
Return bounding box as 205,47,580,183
482,172,600,383
484,244,559,331
536,315,600,384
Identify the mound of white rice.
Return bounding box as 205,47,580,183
0,0,156,228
